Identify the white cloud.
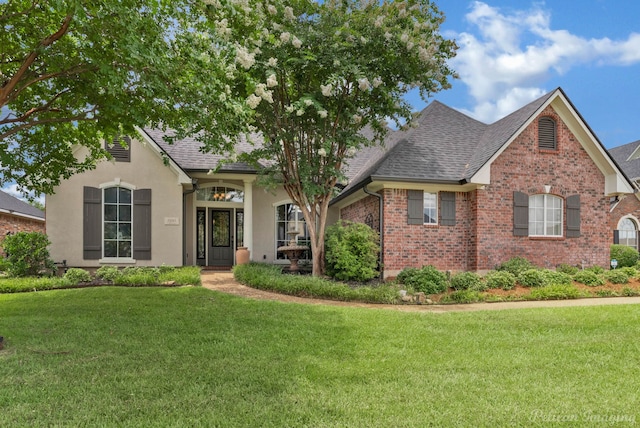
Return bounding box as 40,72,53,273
451,1,640,122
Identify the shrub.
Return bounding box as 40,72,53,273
603,270,629,284
610,244,639,268
528,284,582,300
325,220,379,282
63,268,92,285
440,289,483,304
573,270,605,287
116,267,161,286
622,287,640,297
2,232,55,277
95,266,121,282
484,270,517,290
496,257,533,276
542,270,572,286
396,265,448,295
0,257,10,272
619,267,638,278
517,269,547,288
585,266,604,275
450,272,485,291
556,263,579,276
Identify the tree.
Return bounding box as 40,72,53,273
0,0,203,195
186,0,457,276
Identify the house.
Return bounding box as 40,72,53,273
608,141,640,249
46,87,634,276
0,190,45,248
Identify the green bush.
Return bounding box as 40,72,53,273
2,232,55,277
528,284,582,300
543,270,572,286
573,270,605,287
517,269,547,287
63,268,92,285
96,266,122,282
116,267,162,286
610,244,639,268
622,287,640,297
325,220,379,282
450,272,485,291
496,257,533,276
619,267,638,278
484,270,517,290
603,270,629,284
556,263,579,276
396,265,448,295
0,257,10,272
440,289,482,304
585,266,604,275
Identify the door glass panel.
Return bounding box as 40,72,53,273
212,211,230,247
236,211,244,247
197,209,206,259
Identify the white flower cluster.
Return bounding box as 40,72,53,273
346,147,357,157
255,83,274,103
267,74,278,87
246,94,262,109
358,77,370,91
318,148,327,157
235,45,255,69
284,6,295,21
267,57,278,67
321,84,333,96
215,19,231,39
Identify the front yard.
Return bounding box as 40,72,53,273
1,286,639,426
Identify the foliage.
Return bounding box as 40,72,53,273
233,263,398,304
63,268,92,285
610,244,639,268
573,270,606,287
0,276,72,293
439,289,482,304
585,265,605,275
450,272,485,291
0,0,200,195
603,270,629,285
0,257,10,272
496,257,533,277
1,231,55,277
542,270,572,286
527,285,583,300
95,265,122,282
619,266,638,278
556,263,579,276
622,287,640,297
184,0,457,276
396,265,448,295
483,270,517,290
324,220,379,282
517,269,547,288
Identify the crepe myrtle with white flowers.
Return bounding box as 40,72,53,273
189,0,457,276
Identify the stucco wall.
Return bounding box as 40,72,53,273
47,139,185,267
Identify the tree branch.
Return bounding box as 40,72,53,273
0,109,96,141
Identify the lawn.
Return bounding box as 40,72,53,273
2,286,640,426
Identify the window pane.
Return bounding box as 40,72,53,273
118,241,131,258
104,187,118,203
118,224,131,239
104,241,117,257
424,193,437,224
104,205,117,221
119,205,131,222
119,188,131,204
104,223,118,239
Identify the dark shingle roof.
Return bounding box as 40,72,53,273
609,140,640,180
0,191,45,220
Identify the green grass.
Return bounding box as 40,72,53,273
2,287,640,426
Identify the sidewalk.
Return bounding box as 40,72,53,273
200,271,640,312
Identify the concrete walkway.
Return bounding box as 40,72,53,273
200,271,640,312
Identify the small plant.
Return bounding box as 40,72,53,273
324,220,380,282
595,289,618,297
496,257,533,276
2,232,55,277
603,270,629,284
556,263,579,276
610,244,639,268
517,269,547,288
543,270,572,286
440,289,483,304
528,284,582,300
63,268,93,285
450,272,485,291
573,270,605,287
484,270,517,290
585,265,604,275
619,267,638,278
95,266,122,282
396,265,448,295
622,287,640,297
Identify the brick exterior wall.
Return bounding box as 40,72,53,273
0,212,46,252
339,194,380,231
340,105,615,277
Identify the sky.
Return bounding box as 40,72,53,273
408,0,640,150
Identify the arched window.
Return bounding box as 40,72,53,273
196,186,244,202
538,117,557,150
618,218,638,248
103,186,132,258
529,194,563,237
275,203,310,261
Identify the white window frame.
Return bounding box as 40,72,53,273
99,180,136,263
274,201,311,262
424,192,437,225
528,194,563,237
617,216,639,248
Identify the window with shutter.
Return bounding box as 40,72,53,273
538,117,557,150
106,136,131,162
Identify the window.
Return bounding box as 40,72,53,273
196,186,244,202
617,218,638,248
104,187,132,258
529,194,562,237
275,203,310,260
538,117,557,150
424,192,437,224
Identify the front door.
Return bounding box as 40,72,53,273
208,209,234,266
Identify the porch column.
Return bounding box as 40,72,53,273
243,178,253,260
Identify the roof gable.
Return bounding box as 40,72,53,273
0,191,45,221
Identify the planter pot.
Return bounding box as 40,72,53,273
236,247,250,265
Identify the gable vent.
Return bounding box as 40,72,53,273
106,136,131,162
538,117,557,150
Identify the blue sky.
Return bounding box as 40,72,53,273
409,0,640,149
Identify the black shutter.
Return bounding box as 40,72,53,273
566,194,580,238
613,230,620,244
513,191,529,236
83,186,102,260
407,190,423,225
133,189,152,260
440,192,456,226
